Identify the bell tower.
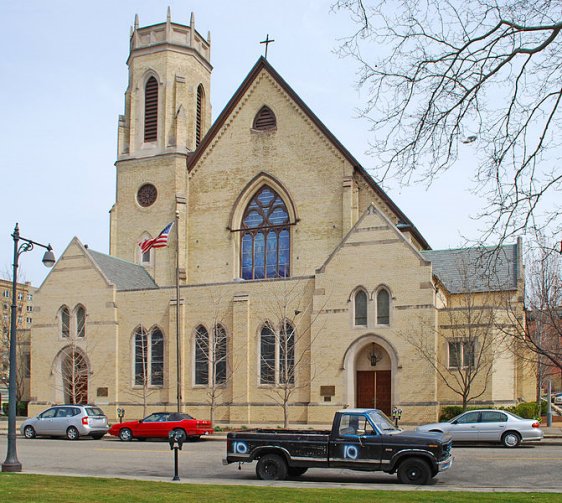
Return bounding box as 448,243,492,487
109,9,212,285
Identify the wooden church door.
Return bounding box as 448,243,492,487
356,370,391,415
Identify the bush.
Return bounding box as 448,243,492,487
1,402,28,416
502,401,545,419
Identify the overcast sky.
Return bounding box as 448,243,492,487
1,0,484,286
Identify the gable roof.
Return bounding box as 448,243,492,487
421,244,519,294
187,56,430,250
88,249,158,291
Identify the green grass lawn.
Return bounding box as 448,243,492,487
0,474,559,502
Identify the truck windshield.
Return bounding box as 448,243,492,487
368,410,398,432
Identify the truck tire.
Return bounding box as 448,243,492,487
256,454,288,481
397,457,432,485
288,466,308,477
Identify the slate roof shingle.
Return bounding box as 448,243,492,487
421,244,518,294
88,250,158,291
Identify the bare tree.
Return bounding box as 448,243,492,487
193,289,242,424
128,325,164,417
256,280,327,427
334,0,561,244
506,236,562,380
403,265,506,410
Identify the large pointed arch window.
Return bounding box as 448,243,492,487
241,186,290,280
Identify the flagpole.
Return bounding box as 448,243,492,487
175,209,182,412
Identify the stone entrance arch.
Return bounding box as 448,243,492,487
342,334,400,415
53,346,90,404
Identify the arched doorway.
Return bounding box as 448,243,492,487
342,335,398,416
60,347,89,404
356,343,391,414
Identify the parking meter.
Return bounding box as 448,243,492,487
168,430,186,481
116,408,125,423
391,407,403,428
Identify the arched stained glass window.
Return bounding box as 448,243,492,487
259,321,295,385
377,289,390,325
76,305,86,338
354,290,367,326
134,326,164,386
241,186,290,280
214,324,227,385
194,324,228,386
194,325,209,385
60,306,70,338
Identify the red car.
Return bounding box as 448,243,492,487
108,412,213,441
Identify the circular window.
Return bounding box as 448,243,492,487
137,184,157,207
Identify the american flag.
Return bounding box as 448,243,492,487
139,222,174,254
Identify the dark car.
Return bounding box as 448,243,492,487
108,411,213,441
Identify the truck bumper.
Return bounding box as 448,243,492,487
437,456,453,472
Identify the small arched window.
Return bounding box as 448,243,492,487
194,325,209,385
354,290,368,326
196,84,204,147
144,76,158,142
241,186,290,280
60,306,70,338
253,106,276,130
377,289,390,325
214,324,227,385
76,306,86,338
134,326,164,386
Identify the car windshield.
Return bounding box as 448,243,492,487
85,407,105,417
367,410,398,431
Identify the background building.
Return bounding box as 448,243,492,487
1,278,34,412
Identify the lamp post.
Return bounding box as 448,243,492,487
2,224,55,472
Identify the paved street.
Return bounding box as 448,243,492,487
1,436,561,492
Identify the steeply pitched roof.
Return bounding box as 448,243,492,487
88,250,158,291
421,244,519,294
187,56,430,250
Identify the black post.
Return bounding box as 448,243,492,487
2,224,55,473
1,226,22,472
173,447,180,481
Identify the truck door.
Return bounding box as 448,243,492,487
328,413,382,470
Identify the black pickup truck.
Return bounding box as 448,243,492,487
224,408,453,484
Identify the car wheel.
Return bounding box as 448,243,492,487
23,426,36,439
397,457,432,485
501,431,521,448
256,454,288,481
66,426,80,441
118,428,133,441
288,466,308,477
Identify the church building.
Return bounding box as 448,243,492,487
30,12,535,426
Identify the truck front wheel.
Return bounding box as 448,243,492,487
256,454,288,481
397,457,432,485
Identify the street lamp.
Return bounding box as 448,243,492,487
2,224,55,472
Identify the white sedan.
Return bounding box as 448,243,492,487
416,409,543,448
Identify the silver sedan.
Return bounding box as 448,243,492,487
416,409,543,448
